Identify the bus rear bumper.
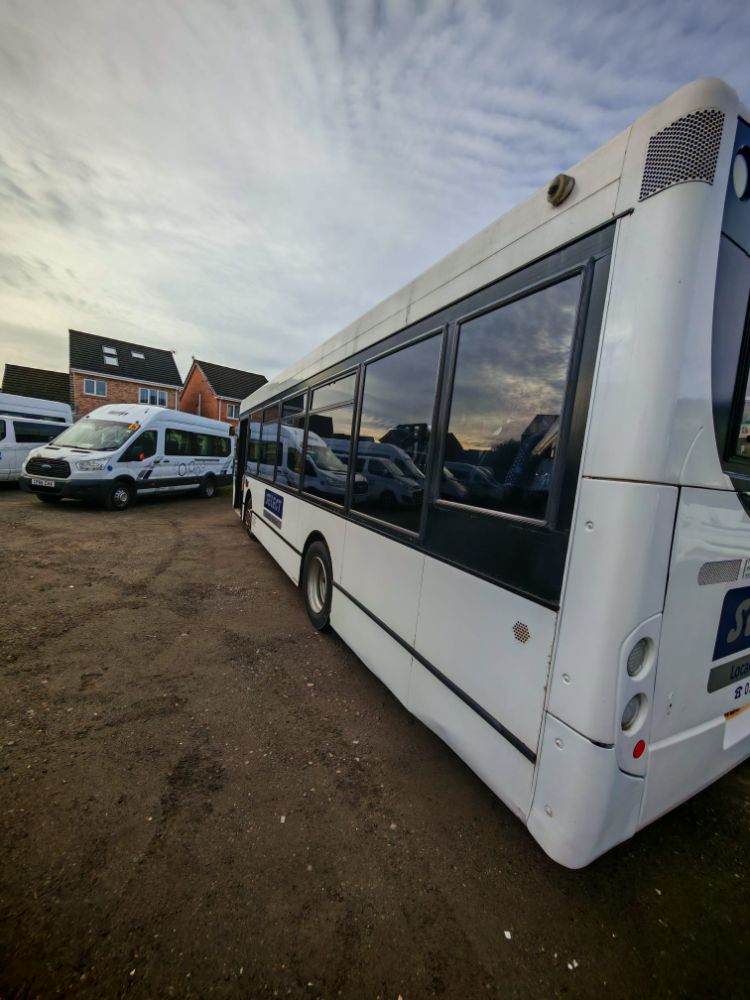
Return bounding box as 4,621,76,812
528,713,644,869
638,710,750,829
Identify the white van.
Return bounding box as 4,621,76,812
251,422,368,503
0,392,72,424
20,403,234,510
0,415,71,481
0,393,71,482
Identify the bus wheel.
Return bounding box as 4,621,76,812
302,540,332,631
199,475,216,498
105,480,134,512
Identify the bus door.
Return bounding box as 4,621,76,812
234,417,248,507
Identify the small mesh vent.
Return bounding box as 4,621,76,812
639,108,724,202
513,621,530,644
697,559,742,586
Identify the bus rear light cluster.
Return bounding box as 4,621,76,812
616,619,661,776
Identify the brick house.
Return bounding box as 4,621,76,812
1,364,71,405
69,329,183,417
180,359,266,428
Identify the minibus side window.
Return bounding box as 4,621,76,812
14,421,63,444
121,431,158,462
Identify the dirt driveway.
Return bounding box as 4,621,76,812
0,484,748,1000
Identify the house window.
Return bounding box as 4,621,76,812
102,346,117,355
227,402,239,419
83,379,107,397
104,356,119,366
139,388,168,407
131,351,145,359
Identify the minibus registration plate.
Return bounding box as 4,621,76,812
31,478,55,488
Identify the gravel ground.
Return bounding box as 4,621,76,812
0,483,748,1000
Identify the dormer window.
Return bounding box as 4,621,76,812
102,346,117,356
131,351,145,360
104,356,119,366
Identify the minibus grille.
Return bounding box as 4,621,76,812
26,457,71,479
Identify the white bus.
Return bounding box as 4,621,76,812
234,78,750,867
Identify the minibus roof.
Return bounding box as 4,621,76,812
85,403,230,435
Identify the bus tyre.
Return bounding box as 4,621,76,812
302,540,333,632
105,480,134,512
37,494,62,504
199,475,216,499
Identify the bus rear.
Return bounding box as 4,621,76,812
530,83,750,866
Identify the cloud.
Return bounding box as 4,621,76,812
1,0,749,386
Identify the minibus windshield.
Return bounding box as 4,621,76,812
53,419,138,452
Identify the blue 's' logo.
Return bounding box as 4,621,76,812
263,489,284,524
713,585,750,660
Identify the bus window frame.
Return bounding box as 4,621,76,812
432,261,595,530
348,326,446,540
302,367,360,511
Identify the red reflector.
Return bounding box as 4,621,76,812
633,739,646,759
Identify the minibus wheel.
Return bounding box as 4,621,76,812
105,480,134,511
199,475,216,499
302,540,332,631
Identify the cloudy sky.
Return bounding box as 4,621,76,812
2,0,749,384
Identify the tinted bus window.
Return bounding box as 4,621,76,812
355,334,442,532
260,405,280,479
247,409,262,473
302,376,355,506
440,275,581,521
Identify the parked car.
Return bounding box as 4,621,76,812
20,404,234,510
354,455,423,508
445,461,507,505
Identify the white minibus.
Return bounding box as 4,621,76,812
0,393,71,482
234,79,750,867
20,403,233,510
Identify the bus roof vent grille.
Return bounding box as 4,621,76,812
638,108,724,202
697,558,741,586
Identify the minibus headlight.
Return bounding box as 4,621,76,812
76,458,107,471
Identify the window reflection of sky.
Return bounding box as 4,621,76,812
358,335,441,443
449,277,580,452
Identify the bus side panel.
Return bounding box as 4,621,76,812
339,519,426,644
414,556,557,755
252,509,301,584
408,661,533,823
330,590,413,707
